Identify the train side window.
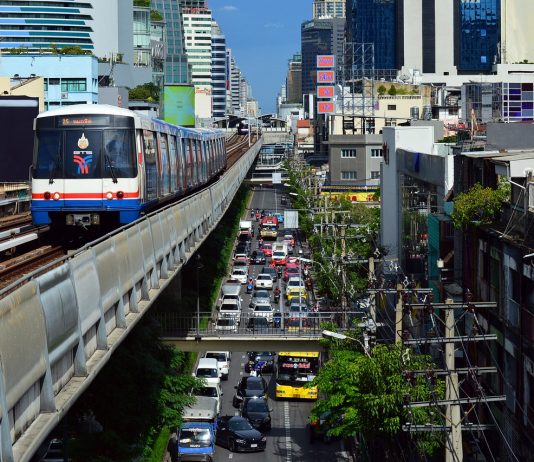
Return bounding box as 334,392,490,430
157,133,171,195
142,130,158,201
168,134,178,192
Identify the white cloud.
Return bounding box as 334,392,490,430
220,5,238,12
264,22,284,29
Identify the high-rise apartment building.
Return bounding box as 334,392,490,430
228,52,242,115
345,0,397,71
211,22,227,119
152,0,190,84
313,0,345,18
0,1,94,52
181,2,212,118
286,53,302,104
301,17,345,96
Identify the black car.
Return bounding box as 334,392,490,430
261,266,278,282
241,397,272,431
235,242,250,255
245,351,276,373
233,376,268,407
250,250,266,265
246,316,270,331
216,415,266,452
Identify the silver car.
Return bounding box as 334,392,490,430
250,289,271,308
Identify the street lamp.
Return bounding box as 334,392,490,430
196,254,203,337
322,330,372,358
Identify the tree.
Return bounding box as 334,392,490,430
377,85,387,95
311,338,445,458
387,85,397,96
451,182,509,228
129,82,160,102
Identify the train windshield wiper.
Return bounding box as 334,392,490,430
105,155,118,183
49,152,62,184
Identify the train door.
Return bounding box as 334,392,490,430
157,132,171,196
181,136,188,191
176,134,184,193
168,134,178,194
142,130,158,202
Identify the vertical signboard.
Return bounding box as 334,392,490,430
317,55,335,68
317,70,335,84
317,86,335,98
317,101,335,114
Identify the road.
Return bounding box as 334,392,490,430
212,185,349,461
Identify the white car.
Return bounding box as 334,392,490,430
253,302,274,322
255,273,273,290
215,317,238,332
192,382,223,415
231,268,248,284
204,351,231,380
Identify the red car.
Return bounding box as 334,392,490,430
260,243,273,257
284,263,301,282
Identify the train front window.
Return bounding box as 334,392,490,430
34,130,63,179
103,130,136,178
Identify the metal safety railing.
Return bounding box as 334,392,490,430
156,310,368,337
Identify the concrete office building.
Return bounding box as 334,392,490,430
152,0,190,84
211,22,227,119
0,1,94,52
313,0,345,18
301,17,345,96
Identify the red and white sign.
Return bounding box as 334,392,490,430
317,86,335,98
317,70,335,83
317,55,335,68
317,101,335,114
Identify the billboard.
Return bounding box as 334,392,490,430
162,85,195,127
317,55,335,68
317,86,335,98
317,70,335,83
317,101,335,114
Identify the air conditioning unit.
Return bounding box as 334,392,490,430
61,92,68,100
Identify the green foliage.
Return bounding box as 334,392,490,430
134,0,150,6
59,45,90,55
451,182,509,228
151,9,163,21
146,427,171,462
387,85,397,96
377,85,387,95
311,340,445,456
129,82,160,102
437,135,458,143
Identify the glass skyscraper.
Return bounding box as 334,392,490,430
151,0,190,84
0,1,94,51
346,0,397,71
458,0,500,72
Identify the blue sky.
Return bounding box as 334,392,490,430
211,0,313,114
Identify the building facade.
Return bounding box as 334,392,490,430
0,55,98,110
313,0,345,18
286,53,302,104
327,134,383,188
0,0,94,52
152,0,190,84
211,22,227,119
345,0,397,71
301,17,345,96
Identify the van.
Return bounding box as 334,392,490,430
193,358,221,384
191,382,223,415
203,351,231,380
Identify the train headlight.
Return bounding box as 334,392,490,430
44,191,51,200
116,191,124,199
53,192,60,201
106,192,113,200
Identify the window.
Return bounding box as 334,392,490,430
341,171,357,180
371,148,382,158
371,171,380,179
387,104,396,110
341,149,356,158
61,78,86,92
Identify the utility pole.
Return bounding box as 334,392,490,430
400,298,506,461
444,299,463,462
395,284,403,344
368,256,376,324
340,223,348,328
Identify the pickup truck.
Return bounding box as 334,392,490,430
177,396,218,461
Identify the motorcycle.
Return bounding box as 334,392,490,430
274,288,281,303
246,282,253,294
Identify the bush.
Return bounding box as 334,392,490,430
387,85,397,96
